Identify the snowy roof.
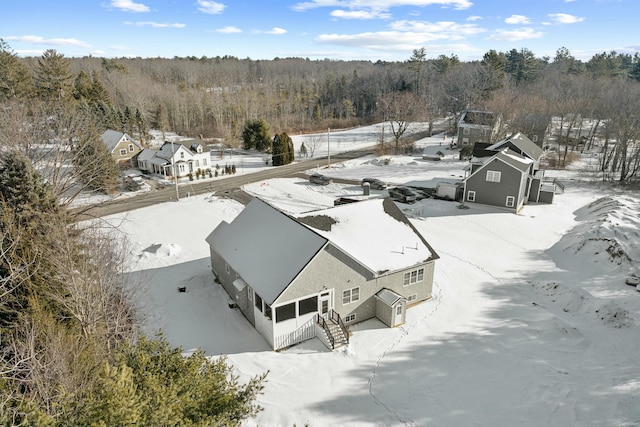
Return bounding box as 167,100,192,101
376,288,405,306
137,148,156,162
296,198,438,275
206,198,327,305
156,141,186,160
468,149,532,180
497,149,534,171
487,132,543,161
101,129,140,153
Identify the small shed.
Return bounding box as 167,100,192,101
375,288,406,327
436,182,463,201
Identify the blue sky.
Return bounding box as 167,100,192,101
2,0,638,61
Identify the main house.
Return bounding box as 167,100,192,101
464,132,557,212
137,139,211,178
205,197,439,351
457,109,503,146
101,130,143,165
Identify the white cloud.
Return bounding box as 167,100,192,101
105,0,150,13
505,14,530,25
548,13,585,24
125,21,186,28
293,0,473,13
197,0,226,14
488,27,543,41
467,15,482,21
391,20,485,36
216,26,242,33
265,27,287,35
5,35,91,47
330,9,391,19
109,45,130,51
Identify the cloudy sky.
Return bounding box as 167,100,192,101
2,0,637,61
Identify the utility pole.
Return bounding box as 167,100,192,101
327,127,330,167
171,140,180,201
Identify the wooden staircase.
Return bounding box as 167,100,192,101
318,311,350,350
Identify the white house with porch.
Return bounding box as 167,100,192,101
138,139,211,178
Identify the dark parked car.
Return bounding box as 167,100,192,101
361,177,387,189
309,173,332,185
388,186,417,203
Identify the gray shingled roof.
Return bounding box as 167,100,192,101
206,198,327,305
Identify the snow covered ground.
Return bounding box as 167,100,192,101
98,125,640,427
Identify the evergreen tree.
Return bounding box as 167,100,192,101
286,133,295,164
73,70,93,101
0,39,32,101
241,119,271,151
271,133,283,166
72,335,267,427
33,49,73,100
71,125,120,194
135,108,146,139
0,150,59,217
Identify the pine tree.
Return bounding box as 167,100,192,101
242,119,271,151
33,49,73,100
73,335,267,426
271,133,283,166
0,39,32,101
0,150,59,217
71,125,120,194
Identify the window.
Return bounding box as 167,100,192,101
275,303,296,323
128,143,134,152
407,294,417,302
195,160,200,167
203,159,208,166
467,191,476,202
342,287,360,305
403,268,424,286
180,152,185,159
298,296,318,315
463,127,470,135
396,305,403,316
532,135,538,143
225,263,230,275
179,164,185,172
248,288,253,302
344,313,356,323
506,196,515,207
119,149,127,156
255,293,263,311
264,303,272,320
486,170,501,183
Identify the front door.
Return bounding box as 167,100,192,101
394,304,403,326
319,291,332,319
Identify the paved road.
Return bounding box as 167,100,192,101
73,122,449,221
73,146,377,221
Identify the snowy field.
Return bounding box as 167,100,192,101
98,125,640,427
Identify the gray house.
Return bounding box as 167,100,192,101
457,109,503,146
466,132,556,209
205,197,439,351
464,149,534,213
